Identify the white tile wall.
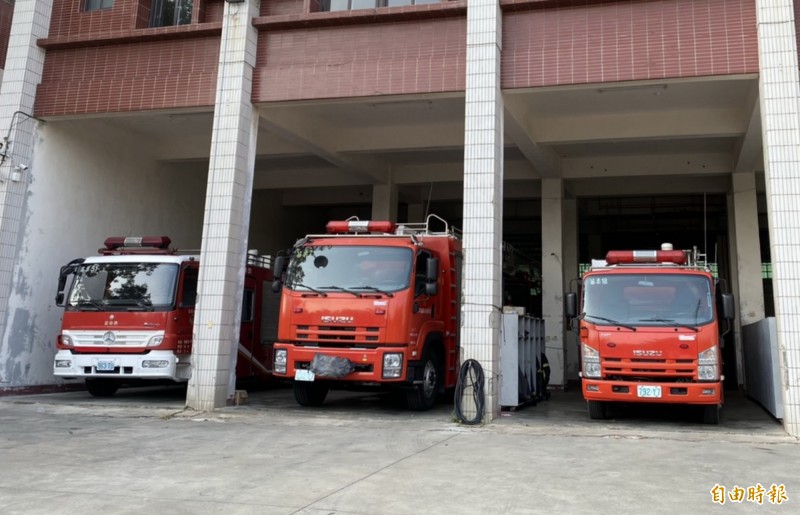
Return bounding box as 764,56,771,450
756,0,800,437
461,0,503,420
186,0,261,412
0,0,53,349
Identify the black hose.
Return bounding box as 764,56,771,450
454,359,485,425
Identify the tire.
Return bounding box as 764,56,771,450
588,400,607,420
293,381,329,407
406,349,440,411
702,405,720,425
85,378,120,397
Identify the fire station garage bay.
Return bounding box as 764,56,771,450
0,1,799,436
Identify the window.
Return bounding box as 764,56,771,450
320,0,438,12
241,289,255,323
85,0,114,10
150,0,193,28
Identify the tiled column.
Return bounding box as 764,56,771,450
755,0,800,437
461,0,503,420
186,0,260,411
0,0,52,354
542,178,565,387
730,172,765,386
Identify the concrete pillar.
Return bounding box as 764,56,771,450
730,172,766,386
755,0,800,437
461,0,503,420
0,0,52,364
186,0,260,411
371,177,398,221
563,197,579,383
542,179,565,387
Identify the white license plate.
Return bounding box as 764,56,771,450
96,360,115,372
637,385,662,398
295,369,315,382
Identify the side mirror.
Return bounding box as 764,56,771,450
273,255,287,277
565,292,577,319
271,279,282,294
425,282,438,296
426,258,439,282
55,292,65,306
721,293,734,320
55,258,83,307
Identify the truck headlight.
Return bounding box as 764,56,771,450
55,360,72,368
59,334,73,347
147,335,165,347
698,346,719,381
142,360,170,368
382,353,403,379
582,343,601,378
274,349,287,374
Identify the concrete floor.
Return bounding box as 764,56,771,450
0,383,797,514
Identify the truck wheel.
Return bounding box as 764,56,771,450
293,381,329,407
702,405,720,425
588,400,607,420
406,350,439,411
85,378,119,397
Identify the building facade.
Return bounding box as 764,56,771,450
0,0,798,435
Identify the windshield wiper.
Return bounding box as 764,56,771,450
638,318,699,332
579,313,636,331
318,285,361,297
295,283,328,296
351,285,394,298
74,299,105,311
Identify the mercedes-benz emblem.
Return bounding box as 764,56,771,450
102,331,116,344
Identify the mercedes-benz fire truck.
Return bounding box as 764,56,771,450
565,244,734,424
53,236,279,397
271,215,462,410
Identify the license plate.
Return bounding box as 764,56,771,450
295,369,315,382
96,360,115,372
637,385,662,398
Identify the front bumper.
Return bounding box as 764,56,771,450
53,350,190,381
274,344,408,383
583,378,722,405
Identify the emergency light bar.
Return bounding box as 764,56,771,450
605,249,687,265
103,236,172,250
326,220,396,234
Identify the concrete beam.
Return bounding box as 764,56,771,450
562,153,732,179
504,95,560,178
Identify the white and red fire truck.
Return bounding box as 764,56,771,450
565,244,734,423
271,216,463,410
53,236,279,397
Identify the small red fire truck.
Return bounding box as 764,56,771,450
565,244,734,424
271,215,462,410
53,236,279,396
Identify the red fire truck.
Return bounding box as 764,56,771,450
53,236,279,397
565,244,734,424
271,215,463,410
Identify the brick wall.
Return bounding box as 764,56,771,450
254,16,467,101
502,0,759,88
0,0,14,68
262,0,304,17
35,37,219,116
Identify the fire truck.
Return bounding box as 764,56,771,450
53,236,279,397
565,244,734,424
271,215,462,410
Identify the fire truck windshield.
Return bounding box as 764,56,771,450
286,245,413,293
67,262,180,312
582,273,714,327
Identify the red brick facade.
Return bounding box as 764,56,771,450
0,0,14,68
31,0,760,117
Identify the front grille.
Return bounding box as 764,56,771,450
295,325,382,345
604,357,695,380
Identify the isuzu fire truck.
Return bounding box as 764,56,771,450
53,236,279,397
271,215,463,410
565,244,734,424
